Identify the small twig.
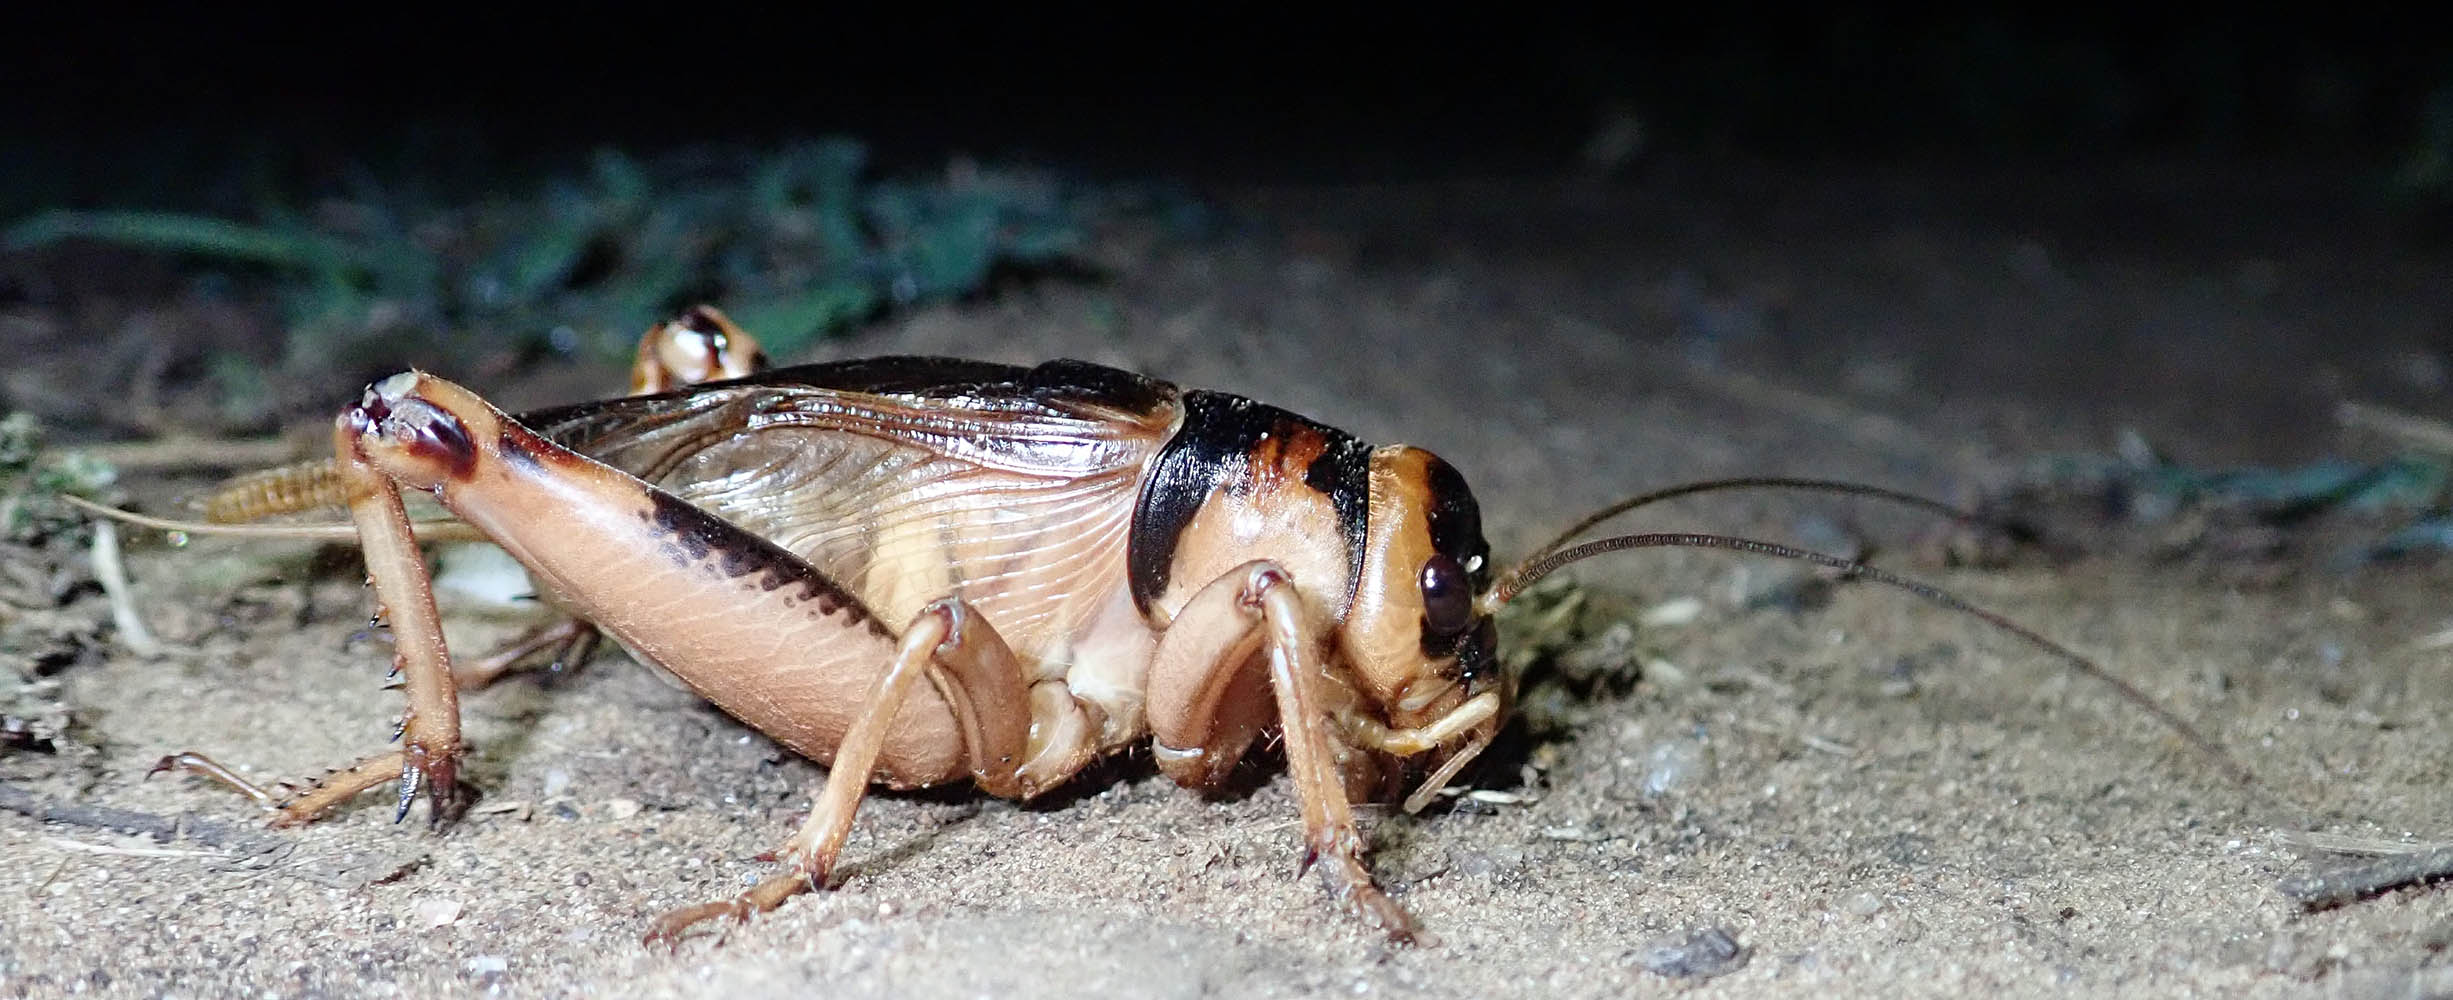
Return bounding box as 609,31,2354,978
0,781,283,855
90,520,161,656
2274,830,2453,858
2277,846,2453,909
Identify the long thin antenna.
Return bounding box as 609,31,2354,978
62,495,478,542
1492,530,2253,786
1505,477,2021,600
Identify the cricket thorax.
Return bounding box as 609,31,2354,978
1128,390,1373,626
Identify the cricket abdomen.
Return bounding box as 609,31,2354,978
372,381,969,787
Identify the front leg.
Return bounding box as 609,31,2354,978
1145,561,1419,942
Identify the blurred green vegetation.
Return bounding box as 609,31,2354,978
5,139,1179,404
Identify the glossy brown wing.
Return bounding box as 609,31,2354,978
517,359,1182,666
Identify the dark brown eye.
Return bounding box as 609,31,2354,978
1420,554,1472,636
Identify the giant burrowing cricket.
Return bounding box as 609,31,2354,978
83,305,2247,945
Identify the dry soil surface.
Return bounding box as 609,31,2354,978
5,164,2452,998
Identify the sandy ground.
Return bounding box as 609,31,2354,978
5,163,2452,998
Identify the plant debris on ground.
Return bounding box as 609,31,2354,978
5,139,1206,431
0,411,120,759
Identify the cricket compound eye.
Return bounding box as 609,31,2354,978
1418,553,1472,637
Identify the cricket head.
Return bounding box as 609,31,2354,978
1338,444,1509,811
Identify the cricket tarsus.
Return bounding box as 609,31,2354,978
394,763,424,823
147,752,282,809
643,866,827,947
150,748,469,825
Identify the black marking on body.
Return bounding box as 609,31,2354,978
676,305,729,337
640,490,890,637
496,428,544,474
740,356,1177,414
1414,455,1497,684
1420,456,1487,591
388,398,479,481
1127,390,1372,613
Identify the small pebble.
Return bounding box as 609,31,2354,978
1641,735,1715,798
1639,597,1703,628
415,897,464,928
1630,925,1750,979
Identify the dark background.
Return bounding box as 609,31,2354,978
8,11,2446,210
